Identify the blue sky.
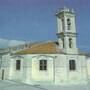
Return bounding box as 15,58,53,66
0,0,90,52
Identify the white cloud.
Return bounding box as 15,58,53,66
0,38,25,48
8,40,25,47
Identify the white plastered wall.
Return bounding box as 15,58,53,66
87,57,90,80
31,54,54,84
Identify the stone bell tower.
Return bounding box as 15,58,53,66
56,7,78,54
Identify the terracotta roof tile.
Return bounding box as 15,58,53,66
15,42,64,55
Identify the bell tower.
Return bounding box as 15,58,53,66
56,7,78,54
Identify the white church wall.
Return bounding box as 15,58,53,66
8,54,55,84
8,54,87,85
54,54,68,85
22,55,32,84
87,57,90,80
2,53,87,85
31,54,54,84
0,70,2,80
0,56,3,80
1,54,11,80
67,55,87,84
9,58,22,81
4,54,33,84
8,56,28,82
54,54,87,85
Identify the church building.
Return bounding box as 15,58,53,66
0,7,90,85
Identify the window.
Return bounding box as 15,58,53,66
67,18,71,30
69,38,72,48
62,19,64,30
39,60,47,70
69,60,76,70
16,60,21,70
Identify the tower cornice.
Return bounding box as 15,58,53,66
55,7,75,16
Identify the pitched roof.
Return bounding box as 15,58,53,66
14,41,64,55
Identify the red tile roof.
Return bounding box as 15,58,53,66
15,41,64,55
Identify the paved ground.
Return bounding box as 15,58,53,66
0,80,90,90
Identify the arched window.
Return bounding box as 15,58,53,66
67,18,71,30
69,60,76,70
39,60,47,70
69,38,72,48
